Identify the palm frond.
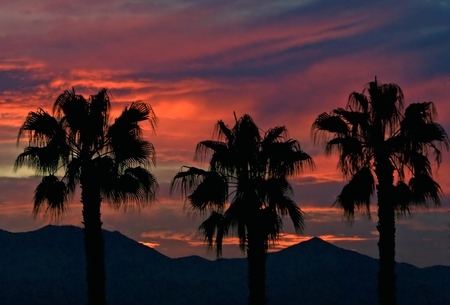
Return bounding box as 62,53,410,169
33,175,69,219
112,139,155,168
348,92,369,113
402,102,449,165
194,140,227,164
265,177,293,199
187,176,228,212
263,126,288,145
233,114,261,148
264,140,314,177
332,108,369,137
17,109,62,146
105,166,158,210
311,112,349,144
333,167,375,221
198,211,226,257
171,166,214,197
64,157,82,194
326,137,365,177
209,150,238,175
325,136,363,155
274,197,305,234
15,148,56,175
89,89,110,124
107,102,157,166
405,152,432,177
114,101,158,131
366,80,404,135
15,109,71,175
86,88,110,149
392,181,414,214
403,102,437,125
213,120,233,142
408,174,442,207
224,197,248,252
53,88,88,136
257,209,283,246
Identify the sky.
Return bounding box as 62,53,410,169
1,0,450,268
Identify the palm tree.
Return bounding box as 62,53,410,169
311,78,448,305
171,114,313,305
15,88,158,305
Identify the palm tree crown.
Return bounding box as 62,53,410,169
15,88,158,305
171,114,313,305
312,79,448,216
311,78,448,305
15,88,158,214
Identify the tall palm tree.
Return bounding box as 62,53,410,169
171,114,313,305
311,78,448,305
15,88,158,305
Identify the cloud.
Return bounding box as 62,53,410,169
138,241,160,248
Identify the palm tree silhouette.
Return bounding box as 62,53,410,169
311,78,448,305
171,114,313,305
15,88,158,305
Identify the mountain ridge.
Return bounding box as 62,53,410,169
0,225,448,305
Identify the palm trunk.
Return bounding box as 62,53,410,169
375,159,396,305
247,228,267,305
81,169,107,305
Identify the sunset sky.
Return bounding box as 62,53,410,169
1,0,450,268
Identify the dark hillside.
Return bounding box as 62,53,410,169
0,226,448,305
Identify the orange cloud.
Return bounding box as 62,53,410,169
139,241,161,248
0,58,45,71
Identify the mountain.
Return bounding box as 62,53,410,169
0,226,448,305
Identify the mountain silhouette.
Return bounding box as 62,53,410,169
0,226,448,305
